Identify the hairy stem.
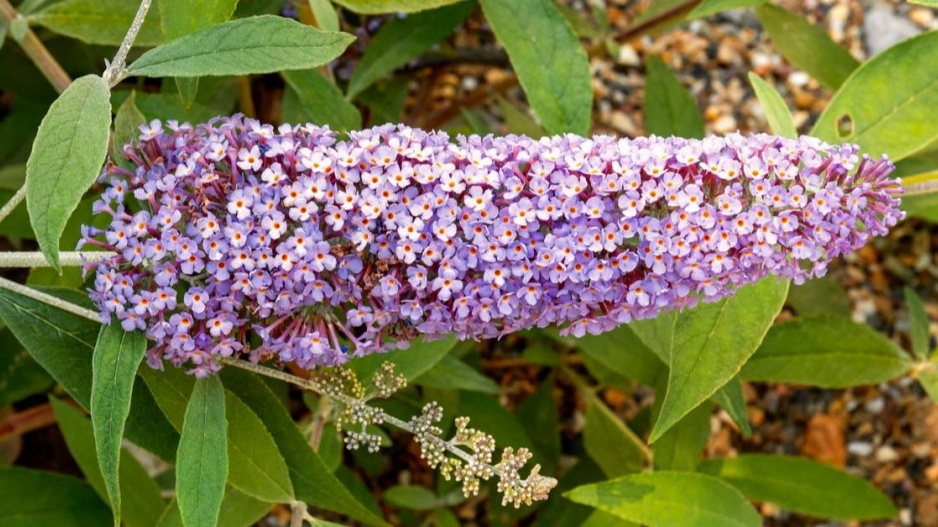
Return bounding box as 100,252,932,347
901,172,938,196
104,0,153,87
0,276,102,322
0,251,115,268
0,0,72,93
0,186,27,226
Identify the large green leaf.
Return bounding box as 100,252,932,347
127,16,355,77
479,0,592,135
812,30,938,160
649,278,789,442
176,376,228,527
51,398,165,527
28,0,163,46
224,390,295,503
690,0,764,19
574,325,666,387
415,354,499,394
699,454,897,520
565,472,761,527
154,492,271,527
281,69,362,131
219,367,389,526
26,75,111,270
139,367,294,503
347,1,474,98
747,72,796,138
348,335,457,394
653,401,712,471
0,467,112,526
741,315,913,387
786,276,851,318
111,91,218,124
0,286,179,461
583,396,644,478
756,4,858,90
91,326,148,524
516,377,561,475
333,0,463,14
644,55,704,138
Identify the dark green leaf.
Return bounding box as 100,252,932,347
155,491,271,527
756,4,858,90
650,278,788,442
91,325,148,524
0,467,112,526
357,77,411,126
479,0,592,135
111,91,218,124
159,0,237,40
220,367,389,526
224,390,295,503
0,286,179,460
384,485,438,511
575,325,666,387
128,16,355,77
332,0,464,14
747,72,796,137
699,454,897,520
176,376,228,527
565,472,761,527
347,1,474,98
26,74,111,270
742,315,913,387
786,276,851,318
173,78,200,110
28,0,163,46
516,377,561,475
583,396,643,477
905,287,930,360
644,55,704,138
111,91,147,165
812,30,938,160
281,69,362,131
348,335,457,394
711,375,751,437
51,398,165,527
0,327,53,406
497,95,548,138
653,401,712,471
457,391,534,449
690,0,763,19
415,355,499,394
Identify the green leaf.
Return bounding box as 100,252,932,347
224,390,295,503
348,335,457,394
28,0,163,46
308,0,339,32
747,72,796,138
51,398,166,527
0,467,112,526
332,0,464,14
357,77,411,126
690,0,763,19
159,0,238,40
415,354,499,394
905,287,931,360
583,396,644,477
458,391,534,449
281,69,362,131
919,358,938,403
742,315,914,387
0,327,53,406
111,91,147,165
176,376,228,527
479,0,592,135
139,367,294,502
128,16,355,78
516,377,561,475
384,485,438,511
786,276,851,318
26,74,111,270
770,315,917,384
497,95,548,138
565,471,761,527
0,286,179,460
155,491,271,527
91,325,148,525
111,91,218,124
756,4,858,90
812,31,938,160
650,278,789,442
173,78,200,109
347,1,474,98
910,0,938,7
711,375,751,437
653,401,712,471
644,55,704,138
574,325,666,387
219,367,389,526
699,454,897,520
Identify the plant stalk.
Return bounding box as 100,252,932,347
104,0,153,87
0,0,72,93
0,251,115,268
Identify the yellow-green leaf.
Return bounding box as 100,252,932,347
747,72,796,137
176,376,228,527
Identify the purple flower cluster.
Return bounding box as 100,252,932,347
84,115,903,376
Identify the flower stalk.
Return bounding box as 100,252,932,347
0,0,72,93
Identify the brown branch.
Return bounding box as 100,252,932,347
0,0,72,93
0,403,60,442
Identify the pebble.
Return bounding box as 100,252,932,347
876,445,900,463
848,441,875,457
863,4,921,56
